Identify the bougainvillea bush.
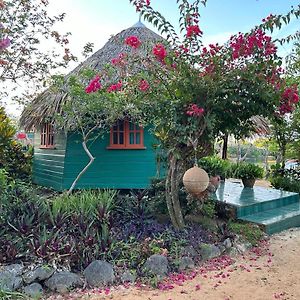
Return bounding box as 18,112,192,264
61,0,299,229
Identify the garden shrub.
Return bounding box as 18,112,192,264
198,156,231,178
0,108,32,180
227,162,240,178
0,141,32,180
227,221,264,246
270,165,300,193
235,162,264,179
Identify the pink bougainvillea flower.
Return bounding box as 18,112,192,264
179,44,189,53
85,75,101,94
186,25,203,38
125,35,141,49
107,80,123,93
0,37,10,50
186,104,205,117
230,29,276,60
262,13,274,23
278,85,299,115
111,52,127,66
195,284,201,291
16,132,27,139
134,0,150,11
153,43,167,63
139,79,150,92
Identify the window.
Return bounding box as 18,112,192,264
40,123,54,148
108,119,145,149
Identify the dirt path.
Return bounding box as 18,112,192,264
80,228,300,300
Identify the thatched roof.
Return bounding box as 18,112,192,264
20,21,162,131
250,115,270,136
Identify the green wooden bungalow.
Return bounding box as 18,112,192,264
20,21,163,191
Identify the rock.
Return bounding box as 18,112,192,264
24,283,43,298
45,271,83,293
223,238,232,249
84,260,115,287
23,265,54,284
1,264,24,276
234,241,252,253
199,243,221,261
0,265,23,292
179,257,195,271
232,236,252,253
228,247,239,256
144,254,168,277
121,270,136,284
181,245,198,258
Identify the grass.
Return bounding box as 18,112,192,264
0,290,26,300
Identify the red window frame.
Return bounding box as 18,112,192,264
107,119,145,149
40,123,55,149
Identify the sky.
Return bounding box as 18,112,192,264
5,0,300,117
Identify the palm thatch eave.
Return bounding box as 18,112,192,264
20,24,163,131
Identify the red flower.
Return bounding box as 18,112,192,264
125,36,141,49
153,44,167,63
186,104,204,117
139,79,150,92
16,132,27,140
107,81,123,93
111,53,127,66
186,25,202,38
279,85,299,115
135,0,150,11
85,75,101,94
230,30,276,60
179,45,189,53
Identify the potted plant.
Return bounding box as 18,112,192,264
198,156,230,188
236,162,264,188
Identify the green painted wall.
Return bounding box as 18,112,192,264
32,131,66,191
62,128,160,190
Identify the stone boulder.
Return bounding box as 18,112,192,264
232,235,252,253
223,238,232,250
181,245,198,258
179,257,195,271
45,271,83,293
24,283,43,298
0,264,24,291
121,270,136,284
144,254,168,277
23,265,54,284
1,264,24,276
199,243,221,261
83,260,115,287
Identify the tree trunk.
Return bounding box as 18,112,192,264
165,152,185,229
236,141,241,163
222,134,228,160
67,139,95,195
281,143,286,169
264,148,269,174
240,143,253,162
